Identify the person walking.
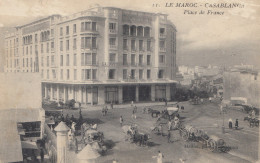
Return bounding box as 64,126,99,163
105,105,108,116
228,118,233,129
157,151,164,163
131,100,134,107
235,119,239,129
167,131,171,143
110,101,114,109
102,107,105,116
165,99,167,106
120,116,123,126
168,120,172,131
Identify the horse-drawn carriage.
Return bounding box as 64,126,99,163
122,125,150,146
161,107,180,120
244,116,259,127
179,125,227,152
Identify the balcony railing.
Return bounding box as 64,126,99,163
109,29,117,33
109,45,117,49
160,47,166,52
160,33,166,38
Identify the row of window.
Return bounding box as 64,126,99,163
41,68,164,81
59,22,97,37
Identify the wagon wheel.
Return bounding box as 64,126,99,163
180,129,189,141
208,140,216,152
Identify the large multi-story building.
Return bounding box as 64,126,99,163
4,7,177,105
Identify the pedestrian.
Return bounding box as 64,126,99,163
165,99,167,106
181,106,184,111
251,110,256,119
177,105,179,109
102,107,105,116
157,150,164,163
105,105,108,115
158,124,163,136
110,101,114,109
120,116,123,126
167,131,171,143
228,118,233,129
168,120,172,131
209,97,212,102
131,100,134,107
132,109,135,119
220,105,223,114
40,147,44,163
235,119,239,129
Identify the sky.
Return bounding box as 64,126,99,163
0,0,259,68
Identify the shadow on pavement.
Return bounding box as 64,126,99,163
103,140,119,150
147,142,161,147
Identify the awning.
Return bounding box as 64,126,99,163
21,141,38,149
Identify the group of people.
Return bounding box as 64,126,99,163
228,118,239,129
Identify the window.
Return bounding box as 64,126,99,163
109,53,116,63
51,42,54,50
73,24,77,33
131,40,136,51
92,53,96,65
130,26,136,36
139,40,143,51
159,40,165,48
81,69,84,80
81,53,84,66
109,38,116,48
35,34,38,42
158,69,164,78
46,43,49,53
92,69,97,80
92,37,96,49
131,69,135,79
60,69,63,79
67,69,70,79
66,40,69,51
92,22,97,31
81,37,91,49
139,69,143,79
60,27,63,36
52,70,56,79
137,26,143,36
86,69,91,79
73,38,77,49
109,23,116,30
108,69,116,79
74,69,77,80
123,69,127,79
147,69,151,79
41,57,44,67
123,39,128,50
41,69,44,78
123,25,129,35
47,56,49,67
147,55,151,65
123,54,127,65
144,27,150,37
47,70,49,79
66,54,69,66
26,58,28,67
160,28,165,35
159,55,165,63
139,55,143,65
51,29,54,37
51,55,54,66
131,54,135,66
147,40,151,51
83,22,91,31
85,53,91,65
30,46,32,54
60,55,63,66
60,41,63,51
66,26,69,35
73,54,77,66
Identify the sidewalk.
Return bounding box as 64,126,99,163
80,101,181,111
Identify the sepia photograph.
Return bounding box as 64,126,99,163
0,0,259,162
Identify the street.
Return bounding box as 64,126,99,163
57,100,259,163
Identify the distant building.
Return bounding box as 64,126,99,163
4,6,178,104
178,66,195,85
0,73,45,163
223,69,260,108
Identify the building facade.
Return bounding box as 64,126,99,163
4,7,177,105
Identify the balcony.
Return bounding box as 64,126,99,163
109,45,117,49
160,33,166,38
109,29,117,34
159,47,166,52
